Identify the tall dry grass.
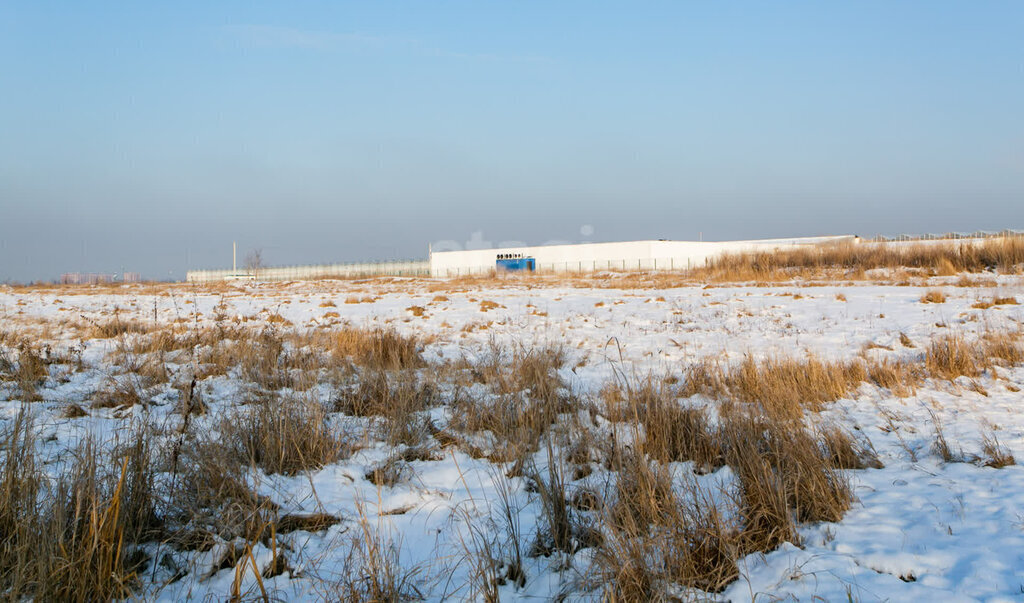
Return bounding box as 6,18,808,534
678,327,1022,418
447,344,575,462
0,413,156,600
223,395,347,476
591,379,856,599
697,237,1024,282
605,381,722,471
596,444,740,598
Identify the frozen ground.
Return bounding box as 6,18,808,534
1,274,1023,601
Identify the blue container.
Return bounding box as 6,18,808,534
496,257,536,272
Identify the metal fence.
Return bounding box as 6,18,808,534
865,229,1024,243
186,259,429,283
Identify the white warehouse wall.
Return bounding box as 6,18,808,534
429,235,857,277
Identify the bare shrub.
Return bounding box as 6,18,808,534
920,290,947,304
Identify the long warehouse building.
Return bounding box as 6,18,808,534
186,234,857,282
428,235,857,277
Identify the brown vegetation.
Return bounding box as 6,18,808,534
222,395,347,475
696,237,1024,282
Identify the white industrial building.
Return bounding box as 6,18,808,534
428,235,857,277
186,234,860,282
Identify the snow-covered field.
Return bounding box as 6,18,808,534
2,274,1023,601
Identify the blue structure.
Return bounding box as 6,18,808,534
496,253,535,272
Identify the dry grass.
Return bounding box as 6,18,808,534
975,296,1019,309
929,410,960,463
0,410,40,594
4,278,1024,599
681,355,866,418
168,435,277,546
696,237,1024,282
324,502,425,601
597,447,739,598
981,428,1016,468
925,334,981,380
725,410,852,550
479,300,502,312
189,325,422,389
0,414,156,600
448,344,573,462
323,327,423,371
333,370,437,446
677,329,1021,419
528,443,601,557
593,378,857,599
732,355,866,415
608,381,722,471
86,316,151,339
865,357,925,397
820,426,882,470
222,395,347,475
920,290,947,304
11,341,49,400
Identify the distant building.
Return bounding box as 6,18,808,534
429,235,857,277
59,272,117,285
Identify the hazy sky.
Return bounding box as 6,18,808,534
1,1,1022,282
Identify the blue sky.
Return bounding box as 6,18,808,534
1,1,1022,281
